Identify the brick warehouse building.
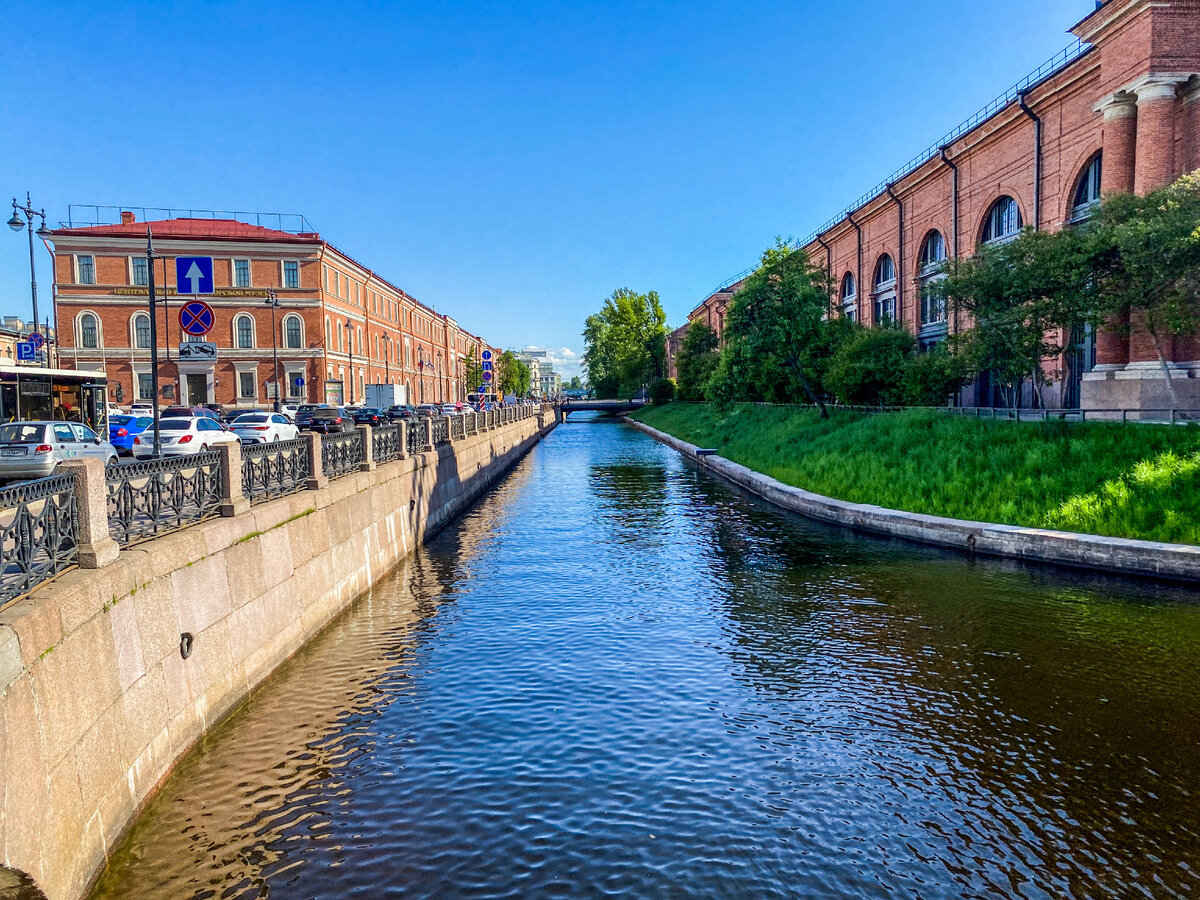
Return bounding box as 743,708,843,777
50,211,488,409
686,0,1200,411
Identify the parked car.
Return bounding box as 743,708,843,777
0,421,119,482
229,412,300,444
280,402,302,419
352,408,386,427
294,405,330,430
202,403,229,418
415,404,439,419
129,401,154,416
223,409,269,425
385,404,418,421
162,405,221,422
440,404,461,417
301,407,350,434
108,414,155,455
131,417,239,459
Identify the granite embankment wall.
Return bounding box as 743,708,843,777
627,417,1200,582
0,414,551,900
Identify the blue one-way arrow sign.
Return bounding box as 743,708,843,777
175,256,214,295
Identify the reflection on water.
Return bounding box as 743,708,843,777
91,414,1200,899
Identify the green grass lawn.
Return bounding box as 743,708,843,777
630,403,1200,545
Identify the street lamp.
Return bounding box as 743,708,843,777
8,193,53,366
344,319,354,404
417,347,427,404
264,290,281,412
381,333,392,385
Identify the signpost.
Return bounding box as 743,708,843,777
27,332,44,350
174,257,214,295
179,300,215,336
15,342,34,362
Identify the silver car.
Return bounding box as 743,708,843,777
0,421,119,482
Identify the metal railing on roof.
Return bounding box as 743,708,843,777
697,38,1092,305
61,205,316,234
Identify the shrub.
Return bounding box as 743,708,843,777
825,326,915,406
650,377,677,403
902,345,970,406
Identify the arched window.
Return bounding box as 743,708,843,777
872,255,896,324
1069,153,1103,222
840,272,857,323
133,313,151,349
918,231,948,331
874,255,895,287
981,196,1022,245
284,315,303,349
919,231,946,272
324,316,331,348
235,315,255,349
79,313,99,349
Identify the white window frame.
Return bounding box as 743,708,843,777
283,314,304,349
283,259,300,289
77,311,101,349
130,256,149,286
76,254,96,285
233,313,256,349
233,258,252,289
131,312,151,349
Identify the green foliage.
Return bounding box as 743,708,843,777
583,288,668,398
1091,172,1200,407
901,344,970,407
567,376,583,390
650,377,677,403
825,325,915,406
710,239,836,412
675,322,720,400
631,402,1200,544
497,351,531,396
463,344,484,392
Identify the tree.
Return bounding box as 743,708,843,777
496,351,531,396
825,325,916,406
567,376,582,390
707,239,837,415
582,288,668,398
936,226,1099,408
463,344,484,393
650,377,676,403
1091,172,1200,409
675,322,720,400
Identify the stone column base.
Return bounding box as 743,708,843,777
1082,362,1200,418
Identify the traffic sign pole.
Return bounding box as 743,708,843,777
146,228,161,457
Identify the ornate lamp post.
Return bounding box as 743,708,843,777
344,319,354,405
264,290,281,411
381,333,392,385
417,347,427,404
8,193,53,365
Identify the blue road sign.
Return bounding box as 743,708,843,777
179,300,216,336
481,349,492,361
175,256,214,295
293,376,305,388
15,342,34,362
27,332,44,349
482,360,493,371
482,371,493,382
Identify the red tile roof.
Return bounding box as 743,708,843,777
52,218,321,243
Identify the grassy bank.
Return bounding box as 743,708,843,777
629,403,1200,545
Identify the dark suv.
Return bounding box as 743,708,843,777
305,407,350,434
352,408,386,427
385,404,417,421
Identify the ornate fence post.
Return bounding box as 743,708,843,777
304,432,328,490
217,442,250,517
424,417,434,450
358,424,375,472
397,421,408,459
60,458,119,568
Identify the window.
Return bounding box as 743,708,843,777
872,255,896,324
79,313,99,348
284,260,300,289
284,315,303,349
132,257,148,286
981,196,1022,245
234,259,251,288
238,372,256,399
919,231,946,272
133,313,151,349
287,370,305,398
874,255,895,288
235,315,254,349
918,231,948,328
77,255,95,285
840,273,857,323
1070,153,1102,222
325,316,331,347
54,424,75,443
137,373,153,400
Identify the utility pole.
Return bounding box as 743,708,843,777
146,228,161,456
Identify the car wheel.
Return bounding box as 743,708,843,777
108,456,118,466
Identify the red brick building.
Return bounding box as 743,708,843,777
50,212,487,409
687,0,1200,410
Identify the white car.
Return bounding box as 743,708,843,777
131,417,240,458
129,402,154,416
229,412,300,444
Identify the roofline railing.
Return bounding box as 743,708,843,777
61,205,316,235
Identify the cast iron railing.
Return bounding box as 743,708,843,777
466,411,478,436
242,439,310,504
450,415,465,440
407,420,427,455
0,474,79,607
321,431,364,479
373,424,402,464
431,417,449,445
106,452,223,546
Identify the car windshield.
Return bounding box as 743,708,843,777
235,415,271,424
158,418,194,431
110,415,133,427
0,423,46,443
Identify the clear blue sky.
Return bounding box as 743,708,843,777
0,0,1090,378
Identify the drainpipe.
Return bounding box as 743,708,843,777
847,212,862,321
814,232,832,312
939,145,959,258
1018,90,1042,230
885,183,904,326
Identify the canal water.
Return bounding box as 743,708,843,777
91,417,1200,899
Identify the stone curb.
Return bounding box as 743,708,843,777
625,417,1200,583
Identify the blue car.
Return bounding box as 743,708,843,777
109,414,154,455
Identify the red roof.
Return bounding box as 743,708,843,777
52,217,320,243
